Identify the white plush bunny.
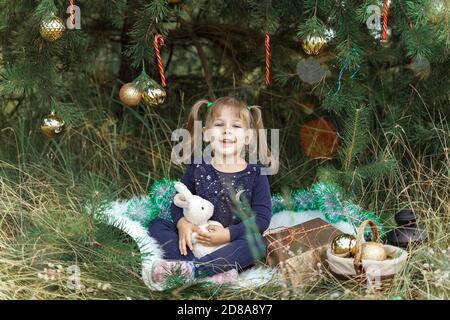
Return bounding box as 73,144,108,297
173,182,227,258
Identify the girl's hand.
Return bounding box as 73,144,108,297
196,225,230,246
176,217,201,256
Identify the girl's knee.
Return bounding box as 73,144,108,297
235,234,266,261
238,232,266,247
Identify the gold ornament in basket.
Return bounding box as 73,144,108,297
326,220,408,288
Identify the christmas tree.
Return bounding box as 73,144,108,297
0,0,449,299
1,0,448,194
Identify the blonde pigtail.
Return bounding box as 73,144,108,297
184,99,209,162
248,105,278,174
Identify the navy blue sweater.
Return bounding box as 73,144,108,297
170,161,272,241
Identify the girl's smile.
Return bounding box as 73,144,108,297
220,137,236,145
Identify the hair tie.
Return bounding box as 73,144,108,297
207,101,213,107
247,106,251,111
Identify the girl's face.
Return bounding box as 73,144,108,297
205,107,250,161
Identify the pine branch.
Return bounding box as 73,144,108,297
180,18,216,100
339,106,370,171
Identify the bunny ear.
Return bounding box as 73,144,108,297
174,194,189,208
174,182,193,200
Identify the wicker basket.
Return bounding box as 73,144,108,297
326,220,408,289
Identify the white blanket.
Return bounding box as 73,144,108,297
99,198,357,291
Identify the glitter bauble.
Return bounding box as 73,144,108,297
301,35,327,55
39,16,66,42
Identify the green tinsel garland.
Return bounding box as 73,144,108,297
124,178,176,227
271,181,383,236
148,178,177,222
125,179,383,236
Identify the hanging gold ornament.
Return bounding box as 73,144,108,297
119,83,142,107
331,234,357,258
39,16,66,42
141,78,166,106
361,242,387,261
301,35,327,55
40,111,65,138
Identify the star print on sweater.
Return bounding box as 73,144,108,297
170,158,272,241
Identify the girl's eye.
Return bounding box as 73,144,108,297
214,122,223,127
233,124,242,128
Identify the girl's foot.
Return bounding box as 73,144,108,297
205,269,239,285
151,259,195,285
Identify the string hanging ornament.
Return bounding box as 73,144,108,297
328,48,360,96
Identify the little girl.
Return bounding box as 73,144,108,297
148,96,275,285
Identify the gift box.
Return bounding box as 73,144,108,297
264,218,344,266
263,218,344,287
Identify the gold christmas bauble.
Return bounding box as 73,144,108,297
301,35,327,55
361,242,387,261
39,16,66,42
40,111,65,138
141,79,166,107
331,234,356,258
119,83,142,107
